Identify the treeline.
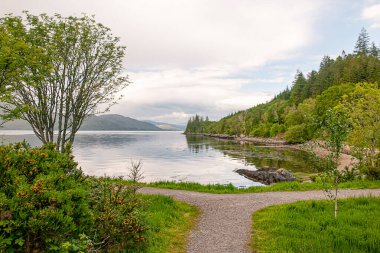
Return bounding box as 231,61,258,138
185,28,380,145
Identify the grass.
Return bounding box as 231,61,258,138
146,180,380,194
251,197,380,253
129,194,199,253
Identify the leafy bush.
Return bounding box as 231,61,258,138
0,142,145,252
269,123,286,137
353,152,380,180
89,179,146,251
365,167,380,180
284,124,309,143
269,123,281,137
360,155,380,180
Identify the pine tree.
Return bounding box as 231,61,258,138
290,71,307,105
354,28,370,55
370,42,379,58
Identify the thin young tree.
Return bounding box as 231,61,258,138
0,13,128,152
127,160,144,196
319,108,349,218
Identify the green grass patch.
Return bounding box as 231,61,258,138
130,194,199,253
251,197,380,253
146,180,380,194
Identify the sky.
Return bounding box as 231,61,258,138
1,0,380,124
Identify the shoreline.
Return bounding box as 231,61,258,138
186,133,357,171
187,132,287,145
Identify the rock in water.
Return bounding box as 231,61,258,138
235,167,296,185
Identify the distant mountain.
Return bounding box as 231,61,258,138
0,119,32,130
1,114,162,131
80,114,162,131
143,120,186,131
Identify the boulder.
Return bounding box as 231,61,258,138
235,167,296,185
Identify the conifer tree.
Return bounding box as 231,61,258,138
354,28,370,55
370,42,379,58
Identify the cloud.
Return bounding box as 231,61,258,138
111,67,274,123
362,3,380,29
0,0,326,123
118,0,324,69
0,0,323,68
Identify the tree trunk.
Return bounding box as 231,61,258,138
334,176,338,218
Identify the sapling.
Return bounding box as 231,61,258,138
128,160,144,195
319,108,349,218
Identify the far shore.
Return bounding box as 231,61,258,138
186,132,357,171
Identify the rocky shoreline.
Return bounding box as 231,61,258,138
188,133,287,145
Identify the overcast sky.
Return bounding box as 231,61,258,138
1,0,380,124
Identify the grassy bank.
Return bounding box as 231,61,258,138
133,194,199,253
251,197,380,253
146,180,380,194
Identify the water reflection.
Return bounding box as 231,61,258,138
74,131,145,148
186,135,211,153
0,131,318,187
186,135,318,173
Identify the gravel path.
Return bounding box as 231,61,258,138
139,187,380,253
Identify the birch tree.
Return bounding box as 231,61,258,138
319,108,349,218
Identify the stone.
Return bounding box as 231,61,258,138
235,167,296,185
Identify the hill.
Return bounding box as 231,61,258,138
80,114,161,131
185,29,380,144
143,120,185,131
1,114,162,131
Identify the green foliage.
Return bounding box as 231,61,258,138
269,123,282,137
89,180,146,251
185,114,209,133
314,83,355,122
284,98,316,142
321,108,349,158
0,24,27,90
340,83,380,170
284,124,308,143
0,13,128,152
316,108,350,217
290,71,309,105
0,142,145,252
251,197,380,253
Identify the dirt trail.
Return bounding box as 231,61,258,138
139,188,380,253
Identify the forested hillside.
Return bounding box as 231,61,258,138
186,29,380,146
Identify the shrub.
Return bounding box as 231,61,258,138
89,178,146,251
0,142,145,252
354,153,380,180
366,167,380,180
269,123,286,137
284,124,309,143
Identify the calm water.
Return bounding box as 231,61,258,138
0,131,318,187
